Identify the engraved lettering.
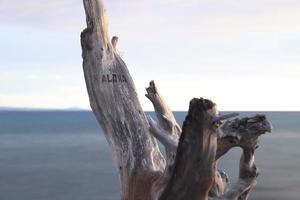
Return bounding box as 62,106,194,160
101,74,127,83
118,75,122,82
107,74,112,82
122,75,127,82
112,74,117,83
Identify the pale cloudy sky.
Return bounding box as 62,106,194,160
0,0,300,111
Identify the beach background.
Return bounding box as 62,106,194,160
1,0,300,199
0,110,299,200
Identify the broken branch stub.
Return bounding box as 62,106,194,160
159,98,219,200
146,82,271,199
146,81,181,164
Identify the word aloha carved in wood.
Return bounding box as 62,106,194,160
80,0,272,199
101,74,127,83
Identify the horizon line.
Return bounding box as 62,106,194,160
0,106,299,112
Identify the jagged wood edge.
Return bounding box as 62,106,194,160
146,81,271,199
81,0,166,199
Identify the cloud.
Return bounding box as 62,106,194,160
136,73,300,111
106,0,300,41
1,0,300,37
0,63,89,109
1,0,300,110
0,0,86,31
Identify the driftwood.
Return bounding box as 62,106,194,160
80,0,272,199
146,82,271,200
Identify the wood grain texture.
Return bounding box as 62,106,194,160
81,0,165,199
159,98,218,200
80,1,272,199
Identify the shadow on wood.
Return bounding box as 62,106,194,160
80,0,271,199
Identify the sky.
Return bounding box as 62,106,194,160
0,0,300,111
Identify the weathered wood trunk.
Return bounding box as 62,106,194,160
159,98,218,200
81,0,165,199
80,0,271,199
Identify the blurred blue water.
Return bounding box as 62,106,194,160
0,111,299,200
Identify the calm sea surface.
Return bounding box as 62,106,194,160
0,111,299,200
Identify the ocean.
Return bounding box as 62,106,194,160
0,111,299,200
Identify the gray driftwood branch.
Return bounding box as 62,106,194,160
146,80,271,199
80,0,271,199
81,1,165,198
